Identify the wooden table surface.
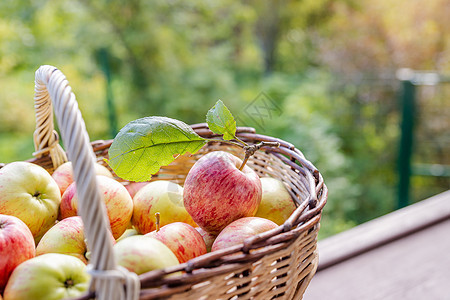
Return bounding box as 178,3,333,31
303,190,450,300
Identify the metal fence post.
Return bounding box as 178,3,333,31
397,70,416,209
98,48,118,138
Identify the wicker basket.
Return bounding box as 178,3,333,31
2,66,327,300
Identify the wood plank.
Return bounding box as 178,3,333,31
316,190,450,270
303,219,450,300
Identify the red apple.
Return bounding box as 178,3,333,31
146,222,206,263
0,161,61,243
254,177,297,225
195,227,216,253
0,214,35,291
52,161,114,196
60,175,133,239
124,181,149,199
113,235,179,275
183,151,262,235
132,180,196,234
211,217,278,252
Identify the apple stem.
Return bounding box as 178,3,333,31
239,155,251,171
239,141,280,171
207,138,245,148
208,135,250,148
84,238,91,261
233,134,249,147
207,137,280,170
155,212,161,232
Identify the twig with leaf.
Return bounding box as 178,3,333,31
107,100,280,181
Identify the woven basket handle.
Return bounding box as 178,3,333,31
34,65,139,300
33,81,68,169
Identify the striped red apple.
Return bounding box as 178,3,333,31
59,175,133,239
146,222,206,263
211,217,278,252
52,162,114,196
195,227,216,253
183,151,262,235
0,214,35,291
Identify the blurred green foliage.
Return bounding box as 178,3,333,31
0,0,448,238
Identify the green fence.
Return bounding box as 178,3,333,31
396,68,450,208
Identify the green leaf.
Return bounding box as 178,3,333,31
206,100,237,140
107,116,207,182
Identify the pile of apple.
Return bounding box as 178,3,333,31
0,150,296,300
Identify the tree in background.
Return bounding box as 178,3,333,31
313,0,450,224
0,0,448,237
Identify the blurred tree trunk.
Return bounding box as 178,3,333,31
254,1,283,75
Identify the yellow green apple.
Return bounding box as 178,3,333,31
0,161,61,243
36,216,115,264
132,180,196,234
3,253,90,300
254,177,297,225
113,235,179,275
116,227,140,242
